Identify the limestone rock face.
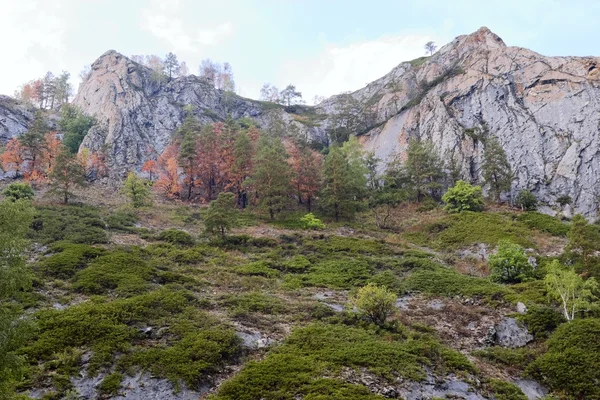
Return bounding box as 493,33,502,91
72,50,315,177
316,26,600,217
494,317,533,348
0,95,35,145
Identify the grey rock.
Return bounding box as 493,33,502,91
114,372,202,400
427,299,445,310
515,379,549,400
494,317,533,348
395,295,413,310
0,95,35,145
236,330,275,349
517,301,528,314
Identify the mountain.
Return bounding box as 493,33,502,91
72,50,319,177
0,95,36,145
316,27,600,217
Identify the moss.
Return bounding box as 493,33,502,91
516,212,569,236
404,212,535,250
212,322,473,400
30,205,108,244
98,372,123,397
473,347,538,370
73,249,154,296
158,229,194,246
39,242,105,279
527,318,600,398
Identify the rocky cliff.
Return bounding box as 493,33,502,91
0,95,35,145
72,50,317,177
316,27,600,217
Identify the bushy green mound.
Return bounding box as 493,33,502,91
213,322,473,400
39,242,105,279
516,212,569,236
30,205,108,244
158,229,194,246
527,318,600,398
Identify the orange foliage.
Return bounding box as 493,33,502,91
287,141,323,211
141,159,158,181
0,138,25,176
155,144,181,198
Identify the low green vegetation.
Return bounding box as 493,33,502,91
350,283,397,326
489,240,533,283
442,180,484,213
3,182,35,201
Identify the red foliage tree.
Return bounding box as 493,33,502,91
0,139,26,177
287,141,323,211
142,159,159,181
156,144,181,198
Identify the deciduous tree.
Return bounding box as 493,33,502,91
544,260,598,321
0,139,25,176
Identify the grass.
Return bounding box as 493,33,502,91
407,56,430,67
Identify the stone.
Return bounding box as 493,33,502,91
517,302,528,314
494,317,533,348
515,379,549,400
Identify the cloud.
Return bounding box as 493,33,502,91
278,32,448,104
140,0,233,52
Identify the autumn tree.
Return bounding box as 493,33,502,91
19,111,50,179
248,136,292,219
177,61,189,77
40,132,63,178
482,138,513,202
288,140,323,211
402,139,445,202
229,128,255,208
259,83,280,103
142,160,159,181
155,144,181,199
48,149,87,204
122,172,151,208
164,52,179,80
0,139,25,176
205,192,238,238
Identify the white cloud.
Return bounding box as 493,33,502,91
278,33,449,104
140,0,233,52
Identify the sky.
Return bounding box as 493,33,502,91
2,0,599,104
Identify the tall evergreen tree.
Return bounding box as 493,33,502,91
403,139,445,202
48,149,86,204
164,52,179,80
19,111,49,176
248,136,292,220
177,115,201,200
122,172,151,208
205,192,238,238
230,129,254,208
482,138,513,202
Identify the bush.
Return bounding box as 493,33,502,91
235,261,279,278
98,372,123,397
39,242,105,279
105,211,138,232
222,292,286,317
515,190,538,211
29,205,108,244
556,195,572,206
488,379,527,400
300,213,325,230
350,284,397,326
518,305,566,339
204,192,237,238
158,229,194,246
3,182,34,201
527,318,600,398
516,212,569,236
489,240,533,283
442,180,484,213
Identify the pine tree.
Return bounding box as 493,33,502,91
248,136,292,219
205,192,237,238
122,172,151,208
288,140,323,212
48,149,86,204
229,129,254,208
482,138,513,202
177,115,201,200
164,52,179,80
403,139,445,202
19,111,50,178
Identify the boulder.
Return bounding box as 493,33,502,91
494,317,533,348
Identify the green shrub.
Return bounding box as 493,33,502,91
556,195,572,206
98,372,123,397
122,172,151,208
3,182,34,201
515,190,538,211
516,212,569,236
442,180,484,213
158,229,194,246
473,347,538,370
367,270,403,293
489,240,533,283
527,319,600,398
29,205,108,244
39,242,105,279
235,261,279,278
105,211,138,232
488,379,527,400
304,259,373,289
222,292,286,317
350,284,397,326
73,249,154,295
280,255,311,273
518,305,566,339
300,213,325,230
303,236,389,256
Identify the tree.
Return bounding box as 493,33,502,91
259,83,280,102
566,214,600,274
424,41,437,55
156,144,181,199
79,64,92,82
0,199,35,398
3,183,34,202
482,138,512,202
544,260,598,321
489,240,533,283
350,283,397,327
403,139,445,202
219,62,235,92
248,136,292,220
164,52,179,80
48,149,86,204
204,192,237,238
19,111,50,178
320,138,367,221
199,58,219,86
59,104,95,153
288,141,323,211
177,115,201,200
515,190,538,211
177,61,189,77
229,129,255,208
0,139,25,176
279,84,303,106
442,180,484,213
53,71,72,105
142,159,159,181
122,172,151,208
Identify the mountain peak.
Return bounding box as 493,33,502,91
461,26,506,48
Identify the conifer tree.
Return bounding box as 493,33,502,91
205,192,237,238
122,172,151,208
48,149,86,204
19,111,49,178
288,140,323,212
177,115,201,200
230,129,254,208
403,139,445,202
482,138,513,202
248,136,292,220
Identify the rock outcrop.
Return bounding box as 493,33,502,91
316,27,600,217
0,95,35,145
72,50,317,177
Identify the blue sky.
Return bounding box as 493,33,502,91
2,0,599,102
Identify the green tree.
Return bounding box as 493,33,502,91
489,240,533,283
515,189,538,211
248,136,292,220
320,139,367,221
544,260,598,321
205,192,238,238
3,182,34,202
164,52,179,80
403,139,445,202
122,171,151,208
482,138,512,202
58,104,96,154
19,111,49,172
177,115,201,200
350,283,397,326
0,199,35,398
48,149,86,204
442,180,484,213
566,214,600,275
279,84,303,106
